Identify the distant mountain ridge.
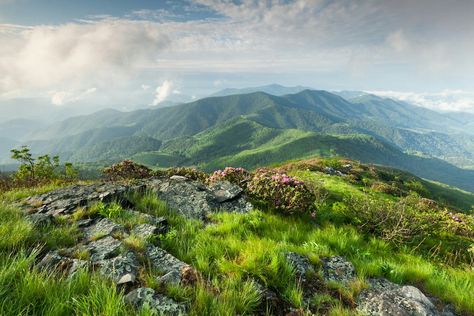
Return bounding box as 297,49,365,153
7,88,474,192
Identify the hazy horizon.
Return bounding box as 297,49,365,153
1,0,474,120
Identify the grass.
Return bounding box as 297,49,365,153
0,166,473,315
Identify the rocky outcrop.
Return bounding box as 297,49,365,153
124,287,186,315
321,256,356,284
23,183,136,217
97,251,139,285
146,245,196,285
147,178,252,220
357,278,459,316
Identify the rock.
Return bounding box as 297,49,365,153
124,287,186,315
170,175,188,181
97,251,139,285
26,213,54,227
208,181,243,202
82,218,124,240
76,218,94,228
323,167,336,175
132,223,162,240
23,183,134,217
357,278,453,316
86,236,122,261
146,245,195,285
146,178,252,220
321,256,356,284
285,252,315,282
128,210,168,227
38,251,88,277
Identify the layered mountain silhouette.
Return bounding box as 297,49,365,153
7,89,474,192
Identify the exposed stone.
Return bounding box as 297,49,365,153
127,210,168,227
26,213,54,227
23,183,134,217
82,218,124,240
146,178,252,220
124,287,186,315
208,181,243,202
321,256,356,284
69,259,89,277
38,251,88,277
285,252,315,282
132,223,162,240
86,236,122,261
76,218,94,228
146,245,195,285
357,278,457,316
97,251,139,285
169,175,188,181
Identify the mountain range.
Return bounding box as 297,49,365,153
3,86,474,192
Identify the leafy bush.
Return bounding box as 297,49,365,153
207,167,252,186
103,160,152,181
165,167,208,182
247,168,316,214
2,146,78,191
341,193,474,264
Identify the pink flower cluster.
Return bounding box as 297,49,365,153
207,167,250,184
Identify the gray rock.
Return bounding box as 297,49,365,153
38,251,88,277
146,178,252,220
23,183,135,217
169,175,188,181
76,218,94,228
86,236,122,261
357,278,451,316
321,256,356,284
26,213,54,227
124,287,186,315
127,210,168,228
285,252,314,282
97,251,139,285
132,224,161,240
69,259,89,277
146,245,192,285
83,218,124,240
208,181,243,202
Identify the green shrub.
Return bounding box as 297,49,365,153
247,168,316,215
103,160,152,181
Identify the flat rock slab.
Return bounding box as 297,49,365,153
86,236,122,261
38,250,88,277
321,256,356,284
146,179,252,220
97,251,139,285
125,287,186,315
82,218,125,241
146,245,191,285
23,183,134,216
357,278,457,316
132,223,163,240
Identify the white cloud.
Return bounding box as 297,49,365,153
49,87,97,106
0,20,168,96
368,90,474,112
152,80,174,105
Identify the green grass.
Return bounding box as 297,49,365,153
0,172,473,315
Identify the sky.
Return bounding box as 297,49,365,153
1,0,474,118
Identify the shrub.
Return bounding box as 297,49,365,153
207,167,252,186
4,146,78,190
247,168,316,214
103,160,152,181
165,167,207,182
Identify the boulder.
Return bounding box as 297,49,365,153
146,179,252,220
124,287,186,315
208,181,243,202
82,218,124,241
132,223,162,240
86,236,122,261
357,278,457,316
23,183,134,216
321,256,356,284
146,245,195,285
285,252,315,283
97,251,139,285
26,213,54,227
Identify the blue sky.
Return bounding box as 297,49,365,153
1,0,474,115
